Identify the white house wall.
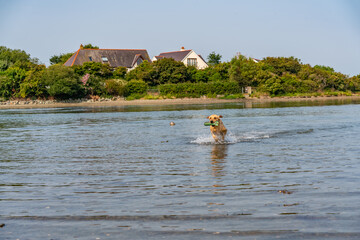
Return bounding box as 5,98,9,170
181,51,208,69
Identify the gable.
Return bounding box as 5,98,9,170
181,51,209,69
131,54,145,67
155,49,208,69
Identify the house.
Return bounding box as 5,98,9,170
64,44,151,70
152,47,208,69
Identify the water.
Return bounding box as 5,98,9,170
1,100,360,239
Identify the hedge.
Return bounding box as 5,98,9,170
125,79,148,96
158,81,241,98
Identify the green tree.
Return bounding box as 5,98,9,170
0,75,14,98
113,66,127,79
83,43,99,49
0,46,37,71
344,75,360,92
105,79,127,96
207,51,222,66
262,56,302,76
73,62,112,79
0,67,27,98
187,66,209,83
229,55,258,87
126,59,190,86
298,64,347,92
152,58,188,85
84,75,107,96
19,65,46,98
125,79,148,96
42,65,84,99
126,60,154,84
314,65,335,73
49,52,74,65
206,62,230,82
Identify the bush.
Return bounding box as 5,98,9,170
0,46,34,71
125,79,148,96
84,75,106,96
0,75,12,99
49,53,74,65
152,58,188,85
0,67,27,98
158,81,241,98
262,56,302,75
142,94,161,100
47,78,84,99
43,65,84,99
192,69,209,83
105,79,127,96
219,94,245,99
19,65,46,98
229,55,258,87
125,60,154,85
73,62,112,79
113,66,127,79
126,93,145,100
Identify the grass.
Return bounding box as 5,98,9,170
262,91,353,98
219,94,245,99
142,94,162,100
125,91,357,101
323,91,353,96
125,93,146,100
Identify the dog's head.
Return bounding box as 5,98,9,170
207,114,223,124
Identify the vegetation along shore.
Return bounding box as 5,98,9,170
1,44,359,108
2,95,360,109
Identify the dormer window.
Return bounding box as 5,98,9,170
187,58,197,67
137,58,143,66
101,57,108,62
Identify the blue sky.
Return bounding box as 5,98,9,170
0,0,359,76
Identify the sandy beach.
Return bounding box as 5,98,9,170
1,95,360,109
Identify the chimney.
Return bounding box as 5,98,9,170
80,44,84,49
180,46,185,51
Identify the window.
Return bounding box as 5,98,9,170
136,58,143,66
89,56,93,61
187,58,197,67
101,56,108,62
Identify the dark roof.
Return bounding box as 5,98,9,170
64,48,151,68
154,55,165,60
157,50,191,62
198,54,206,64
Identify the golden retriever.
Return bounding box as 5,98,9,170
207,114,227,142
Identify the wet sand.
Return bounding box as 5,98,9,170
1,95,360,109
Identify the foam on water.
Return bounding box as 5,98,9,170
191,131,271,145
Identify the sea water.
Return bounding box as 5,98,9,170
1,99,360,239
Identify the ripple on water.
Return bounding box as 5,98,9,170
1,103,360,238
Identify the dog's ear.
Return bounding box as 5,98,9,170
207,116,210,119
219,115,223,118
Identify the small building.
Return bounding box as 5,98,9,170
245,86,252,94
64,44,151,70
152,47,208,69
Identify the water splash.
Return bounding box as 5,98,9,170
190,135,216,145
191,131,270,145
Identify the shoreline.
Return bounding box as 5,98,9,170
1,95,360,109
